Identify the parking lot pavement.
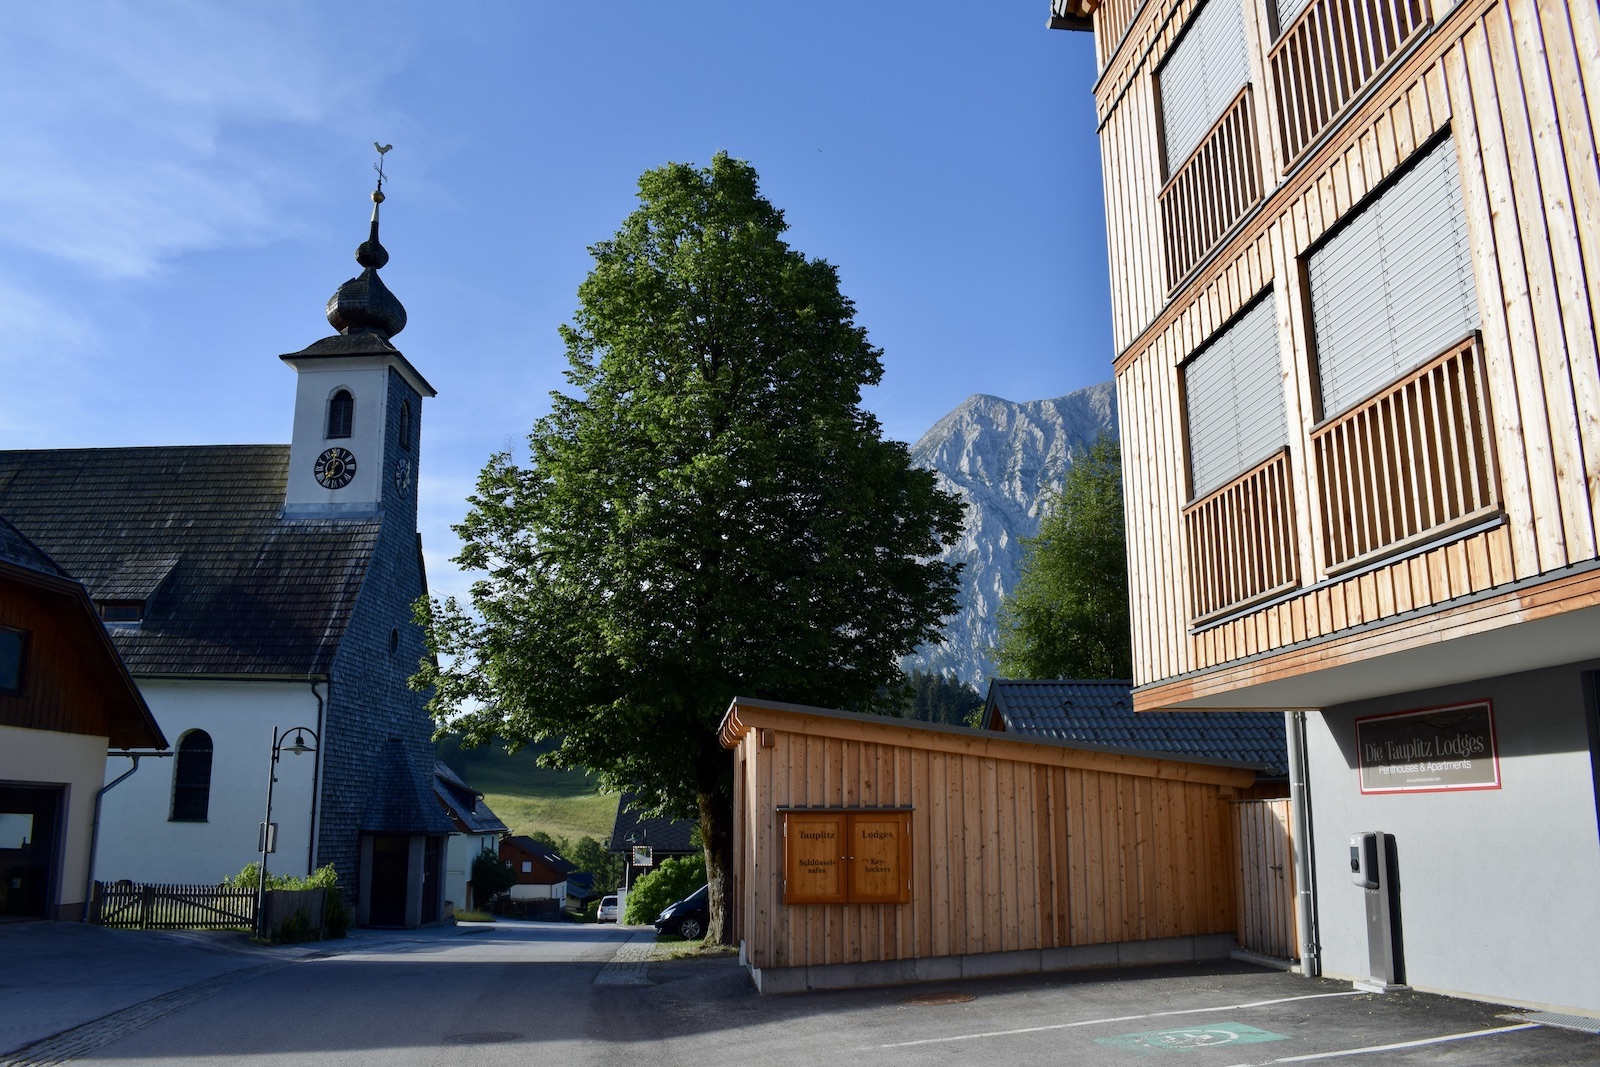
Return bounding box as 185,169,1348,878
628,957,1600,1067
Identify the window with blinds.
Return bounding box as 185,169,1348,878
1273,0,1315,34
1184,292,1286,499
1157,0,1251,176
1307,137,1480,418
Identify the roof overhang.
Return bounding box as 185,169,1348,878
721,696,1262,787
280,337,437,398
1133,566,1600,712
1049,0,1096,30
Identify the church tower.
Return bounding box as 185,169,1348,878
281,165,435,518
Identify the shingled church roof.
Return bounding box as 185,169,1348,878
0,445,381,676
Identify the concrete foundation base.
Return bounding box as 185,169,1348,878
747,933,1238,993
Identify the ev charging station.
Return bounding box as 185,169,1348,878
1349,831,1405,992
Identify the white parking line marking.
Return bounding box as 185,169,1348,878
1223,1022,1543,1065
868,990,1365,1048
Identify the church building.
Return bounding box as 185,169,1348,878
0,177,454,927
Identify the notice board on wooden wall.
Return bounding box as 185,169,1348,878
782,809,911,905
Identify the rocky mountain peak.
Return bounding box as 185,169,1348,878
904,381,1118,687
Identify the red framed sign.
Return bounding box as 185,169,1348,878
1356,701,1501,794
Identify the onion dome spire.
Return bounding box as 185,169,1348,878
325,144,406,339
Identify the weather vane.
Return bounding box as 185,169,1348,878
373,142,393,192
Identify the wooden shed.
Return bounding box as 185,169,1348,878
720,696,1268,993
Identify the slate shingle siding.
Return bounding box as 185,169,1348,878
317,369,451,887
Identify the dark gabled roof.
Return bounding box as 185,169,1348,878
363,741,457,835
0,446,381,676
504,835,576,875
0,515,69,578
984,679,1288,776
433,761,508,835
608,792,698,855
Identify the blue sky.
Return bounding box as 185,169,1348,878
0,1,1111,603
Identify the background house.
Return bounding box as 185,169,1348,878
498,835,575,917
0,518,165,920
433,761,507,913
608,792,699,891
0,186,454,928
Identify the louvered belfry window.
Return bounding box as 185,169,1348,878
327,389,355,439
1158,0,1251,176
170,730,214,822
1184,293,1286,499
1308,137,1481,418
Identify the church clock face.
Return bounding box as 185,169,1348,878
314,447,357,489
393,459,412,493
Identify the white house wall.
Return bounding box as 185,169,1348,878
95,679,321,885
0,724,108,915
1308,661,1600,1014
444,830,497,913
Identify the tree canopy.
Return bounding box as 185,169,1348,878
993,433,1132,680
414,153,964,943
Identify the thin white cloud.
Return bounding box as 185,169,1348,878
0,1,408,278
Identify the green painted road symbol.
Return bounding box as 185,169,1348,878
1095,1022,1289,1056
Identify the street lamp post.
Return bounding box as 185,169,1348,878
257,725,318,938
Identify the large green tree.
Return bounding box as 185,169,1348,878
415,153,963,944
993,433,1132,680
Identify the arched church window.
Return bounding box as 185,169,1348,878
170,730,213,822
327,390,355,439
399,401,412,451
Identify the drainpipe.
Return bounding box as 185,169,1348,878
85,751,172,916
307,680,325,876
1286,711,1321,977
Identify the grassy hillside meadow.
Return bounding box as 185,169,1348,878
436,736,619,844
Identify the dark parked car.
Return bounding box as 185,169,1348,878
654,884,708,939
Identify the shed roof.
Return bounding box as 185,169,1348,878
363,741,456,835
720,696,1263,788
0,445,380,676
983,679,1288,776
433,761,508,836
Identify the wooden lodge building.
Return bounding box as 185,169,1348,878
1048,0,1600,1015
721,697,1294,993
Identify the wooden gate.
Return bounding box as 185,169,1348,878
1232,799,1298,960
91,881,256,931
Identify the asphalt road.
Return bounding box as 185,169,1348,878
9,921,1600,1066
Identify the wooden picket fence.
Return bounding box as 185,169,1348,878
91,881,257,931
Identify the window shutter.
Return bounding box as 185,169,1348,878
1158,0,1251,176
1185,294,1286,498
1309,138,1480,417
1274,0,1315,33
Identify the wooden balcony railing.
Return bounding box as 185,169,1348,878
1312,336,1499,570
1269,0,1430,165
1184,448,1300,622
1160,87,1263,291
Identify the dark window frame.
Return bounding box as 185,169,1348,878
0,626,26,695
98,601,144,624
399,400,412,451
327,389,355,439
170,730,214,822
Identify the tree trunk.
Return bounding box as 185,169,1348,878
698,785,736,946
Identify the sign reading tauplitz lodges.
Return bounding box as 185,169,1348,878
1356,701,1501,794
781,809,912,905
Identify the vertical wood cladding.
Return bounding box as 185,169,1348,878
726,705,1251,972
1099,0,1600,695
0,581,121,740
